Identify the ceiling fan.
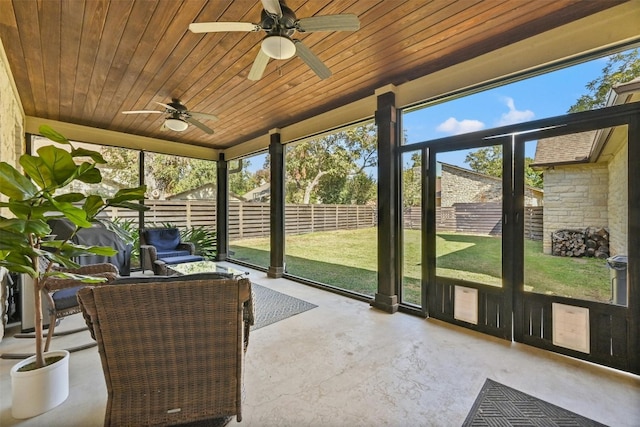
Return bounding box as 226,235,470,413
189,0,360,81
121,99,218,134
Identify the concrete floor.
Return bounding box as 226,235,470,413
1,263,639,427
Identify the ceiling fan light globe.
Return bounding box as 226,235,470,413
165,117,189,132
261,36,296,60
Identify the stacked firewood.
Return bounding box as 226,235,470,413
551,227,609,258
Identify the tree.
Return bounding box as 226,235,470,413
285,123,377,204
465,146,503,178
465,146,543,189
99,147,139,189
100,149,218,199
569,49,640,112
228,159,258,197
402,152,422,208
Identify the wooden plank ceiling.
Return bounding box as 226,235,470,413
0,0,623,151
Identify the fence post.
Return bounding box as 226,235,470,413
238,202,244,239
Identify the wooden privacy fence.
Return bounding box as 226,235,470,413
104,200,542,240
103,200,376,239
403,203,543,241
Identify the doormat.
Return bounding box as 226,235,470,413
462,379,607,427
251,284,317,330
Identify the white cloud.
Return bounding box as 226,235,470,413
436,117,485,135
497,97,534,126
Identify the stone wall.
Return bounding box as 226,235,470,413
0,39,25,217
542,163,609,254
441,167,501,207
607,143,627,256
0,38,24,341
441,164,542,208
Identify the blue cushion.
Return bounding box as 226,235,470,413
158,255,204,265
157,250,191,258
52,285,85,310
145,228,180,251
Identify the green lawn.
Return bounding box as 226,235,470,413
230,227,612,305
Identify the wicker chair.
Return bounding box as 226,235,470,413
43,262,119,352
78,274,254,426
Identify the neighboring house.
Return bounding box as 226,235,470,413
167,184,217,200
167,184,243,201
439,162,543,207
241,182,270,202
531,77,639,255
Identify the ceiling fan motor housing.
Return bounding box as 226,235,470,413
261,3,296,38
167,100,188,112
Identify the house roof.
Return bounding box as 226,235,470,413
0,0,633,161
242,182,271,202
531,77,640,168
531,130,598,167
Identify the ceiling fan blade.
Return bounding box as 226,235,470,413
294,40,331,80
185,117,214,134
189,22,259,33
122,110,163,114
296,14,360,32
261,0,283,18
155,101,176,111
248,49,270,81
189,111,219,121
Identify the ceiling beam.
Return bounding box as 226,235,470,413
25,117,220,160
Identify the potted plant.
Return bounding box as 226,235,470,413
0,125,147,418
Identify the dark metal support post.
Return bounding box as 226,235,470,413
138,151,146,271
268,130,286,278
423,147,435,316
628,114,639,374
216,153,229,261
372,89,400,313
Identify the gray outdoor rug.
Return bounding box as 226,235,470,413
251,284,317,330
462,379,607,427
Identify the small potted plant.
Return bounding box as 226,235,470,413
0,125,147,418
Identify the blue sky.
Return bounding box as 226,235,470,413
244,53,612,173
402,57,607,167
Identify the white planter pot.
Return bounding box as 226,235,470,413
10,350,70,419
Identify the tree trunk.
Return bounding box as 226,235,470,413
33,277,45,368
303,171,327,204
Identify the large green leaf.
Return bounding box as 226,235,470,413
72,163,102,184
9,201,60,221
0,218,50,238
0,251,37,277
54,192,86,203
109,201,149,212
19,154,48,189
0,230,29,249
47,271,108,284
83,195,105,218
48,198,92,228
39,125,71,146
37,145,77,187
44,251,80,269
70,147,106,164
0,199,38,219
107,185,147,204
0,162,39,200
